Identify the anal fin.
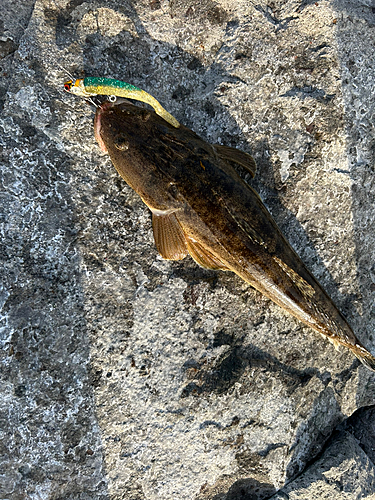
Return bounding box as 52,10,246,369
186,238,230,271
152,211,188,260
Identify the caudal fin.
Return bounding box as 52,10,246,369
351,344,375,372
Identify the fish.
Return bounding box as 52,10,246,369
93,99,375,372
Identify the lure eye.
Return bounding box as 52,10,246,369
64,80,73,92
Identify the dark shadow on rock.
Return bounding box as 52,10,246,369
341,404,375,465
218,478,276,500
180,339,318,398
0,1,35,110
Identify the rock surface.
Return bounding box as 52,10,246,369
270,431,375,500
0,0,375,499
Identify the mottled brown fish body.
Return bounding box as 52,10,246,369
95,100,375,372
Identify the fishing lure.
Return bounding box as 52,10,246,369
64,77,180,128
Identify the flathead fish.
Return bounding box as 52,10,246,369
94,99,375,372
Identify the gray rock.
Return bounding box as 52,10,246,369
269,431,375,500
0,0,375,499
341,405,375,468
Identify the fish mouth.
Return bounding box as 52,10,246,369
94,99,135,153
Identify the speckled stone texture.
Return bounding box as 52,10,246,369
0,1,375,499
270,431,375,500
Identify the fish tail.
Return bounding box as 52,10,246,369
350,343,375,372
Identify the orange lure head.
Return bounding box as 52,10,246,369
63,78,91,97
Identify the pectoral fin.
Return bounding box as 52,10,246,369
152,212,188,260
214,144,257,178
186,239,230,271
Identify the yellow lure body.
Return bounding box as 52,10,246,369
64,77,180,128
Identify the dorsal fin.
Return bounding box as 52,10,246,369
214,144,257,178
152,211,188,260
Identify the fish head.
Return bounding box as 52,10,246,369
95,99,156,150
94,99,180,208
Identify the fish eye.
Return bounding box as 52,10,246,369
140,110,151,122
114,136,129,151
